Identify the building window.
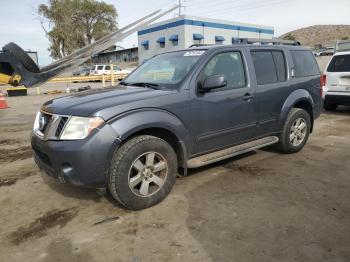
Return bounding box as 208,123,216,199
141,40,149,50
215,35,225,45
157,37,166,48
193,33,204,45
169,34,179,46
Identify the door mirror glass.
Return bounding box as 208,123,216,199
202,74,227,91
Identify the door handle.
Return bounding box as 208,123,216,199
242,93,254,101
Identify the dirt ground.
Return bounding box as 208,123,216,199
0,85,350,262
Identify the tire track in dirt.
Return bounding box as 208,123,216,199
0,146,33,163
9,207,78,245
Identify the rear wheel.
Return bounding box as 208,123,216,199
277,108,311,154
108,135,177,210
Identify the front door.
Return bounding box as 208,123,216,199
190,50,257,155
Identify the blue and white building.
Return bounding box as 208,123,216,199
137,15,274,63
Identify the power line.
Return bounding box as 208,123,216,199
185,0,245,11
196,0,291,16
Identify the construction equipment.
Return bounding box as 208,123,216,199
0,6,177,88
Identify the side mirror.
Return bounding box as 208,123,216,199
201,74,227,92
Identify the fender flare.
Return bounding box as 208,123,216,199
107,108,192,168
278,89,314,130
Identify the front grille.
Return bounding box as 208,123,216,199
36,112,70,140
55,117,68,137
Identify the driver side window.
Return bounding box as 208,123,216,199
199,52,246,91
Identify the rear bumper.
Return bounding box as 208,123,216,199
325,94,350,105
31,124,120,188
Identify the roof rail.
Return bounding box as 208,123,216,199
189,44,216,48
189,38,300,48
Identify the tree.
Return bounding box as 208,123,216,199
282,33,296,41
341,36,349,40
38,0,117,59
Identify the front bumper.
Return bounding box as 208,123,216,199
31,124,120,188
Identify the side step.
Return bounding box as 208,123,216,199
187,136,279,168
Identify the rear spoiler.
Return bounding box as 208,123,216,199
0,6,177,87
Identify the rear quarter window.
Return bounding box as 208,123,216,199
291,50,319,77
327,55,350,72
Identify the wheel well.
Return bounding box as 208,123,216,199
294,100,314,132
124,127,185,168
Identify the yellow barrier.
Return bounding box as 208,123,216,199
49,73,128,84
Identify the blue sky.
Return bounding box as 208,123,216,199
0,0,349,66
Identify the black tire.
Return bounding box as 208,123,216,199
277,108,311,154
323,100,337,111
3,42,40,73
108,135,177,210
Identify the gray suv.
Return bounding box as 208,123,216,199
31,45,322,210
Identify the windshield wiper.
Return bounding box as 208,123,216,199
128,82,160,89
119,81,131,86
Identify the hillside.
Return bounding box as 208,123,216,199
280,25,350,47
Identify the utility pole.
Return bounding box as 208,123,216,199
178,0,182,16
177,0,185,16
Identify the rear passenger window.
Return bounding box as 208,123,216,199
291,50,319,77
251,50,286,85
105,66,110,70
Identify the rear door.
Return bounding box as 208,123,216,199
325,53,350,93
248,48,290,136
190,48,257,154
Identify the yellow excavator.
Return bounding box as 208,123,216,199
0,7,177,88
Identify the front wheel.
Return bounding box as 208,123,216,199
277,108,311,154
108,135,177,210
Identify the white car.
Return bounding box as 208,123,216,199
321,50,350,110
90,65,131,76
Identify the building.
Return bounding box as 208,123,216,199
92,46,138,65
137,15,274,63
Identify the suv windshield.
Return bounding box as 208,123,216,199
124,50,205,87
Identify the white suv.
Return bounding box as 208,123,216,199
321,51,350,110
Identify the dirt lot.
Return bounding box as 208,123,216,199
0,85,350,262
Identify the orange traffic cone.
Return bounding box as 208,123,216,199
0,91,9,109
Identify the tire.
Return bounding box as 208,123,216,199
323,100,337,111
3,42,40,73
277,108,311,154
108,135,177,210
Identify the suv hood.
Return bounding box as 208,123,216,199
41,86,177,119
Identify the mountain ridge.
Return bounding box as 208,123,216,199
279,25,350,47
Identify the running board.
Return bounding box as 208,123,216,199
187,136,279,168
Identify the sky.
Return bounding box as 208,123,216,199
0,0,349,66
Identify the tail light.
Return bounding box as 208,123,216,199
320,74,326,96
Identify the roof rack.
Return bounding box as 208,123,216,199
189,38,300,48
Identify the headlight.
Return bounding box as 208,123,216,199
60,116,104,140
33,112,41,131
